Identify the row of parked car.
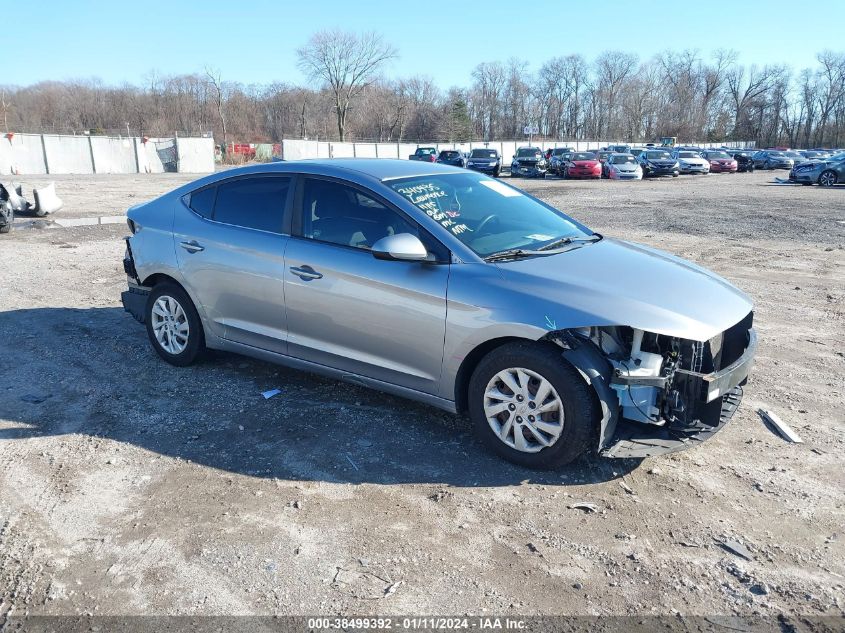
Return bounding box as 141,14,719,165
409,144,845,186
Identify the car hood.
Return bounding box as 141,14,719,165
572,160,599,167
612,163,640,171
495,237,752,341
680,157,708,164
469,157,498,162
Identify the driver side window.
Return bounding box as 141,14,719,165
299,178,419,250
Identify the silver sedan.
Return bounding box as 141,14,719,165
122,160,756,468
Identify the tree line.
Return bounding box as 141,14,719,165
2,30,844,148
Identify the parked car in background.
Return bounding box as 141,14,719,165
731,150,756,172
605,153,643,180
409,147,438,162
672,149,710,174
595,150,614,169
549,148,574,175
629,147,646,157
752,150,793,170
789,151,845,186
436,149,467,168
511,147,547,178
701,150,738,173
121,158,757,468
561,152,601,179
466,148,502,177
637,149,680,177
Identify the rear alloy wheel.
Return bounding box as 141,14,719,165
145,282,205,366
468,342,596,469
819,170,838,187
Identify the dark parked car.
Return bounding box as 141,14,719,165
731,151,756,172
636,149,680,177
548,147,574,175
511,147,547,178
409,147,438,162
466,148,502,177
0,185,13,234
752,150,793,170
436,150,467,168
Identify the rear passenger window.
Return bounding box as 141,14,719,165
188,186,216,218
213,176,290,233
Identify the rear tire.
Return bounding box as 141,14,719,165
468,342,596,469
145,282,205,367
0,224,10,234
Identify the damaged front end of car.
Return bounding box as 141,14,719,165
545,312,756,459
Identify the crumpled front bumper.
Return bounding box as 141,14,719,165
601,329,757,459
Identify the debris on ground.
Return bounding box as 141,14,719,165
568,502,599,513
758,408,804,443
261,388,282,399
717,538,754,561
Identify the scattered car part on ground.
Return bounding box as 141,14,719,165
2,181,64,217
511,147,547,178
0,189,12,234
121,159,757,469
758,408,803,443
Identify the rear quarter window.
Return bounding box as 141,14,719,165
187,186,216,218
212,176,291,233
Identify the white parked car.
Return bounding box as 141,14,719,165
673,150,710,174
606,154,643,180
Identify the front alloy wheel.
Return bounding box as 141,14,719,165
819,170,838,187
468,342,596,469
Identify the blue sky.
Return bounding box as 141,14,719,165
4,0,842,88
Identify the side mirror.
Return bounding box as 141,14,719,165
371,233,428,262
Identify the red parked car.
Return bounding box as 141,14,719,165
561,151,602,179
701,150,738,173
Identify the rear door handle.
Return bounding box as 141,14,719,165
290,265,323,281
180,240,204,253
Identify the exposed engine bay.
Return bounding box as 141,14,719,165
546,312,756,458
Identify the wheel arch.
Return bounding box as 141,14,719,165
454,336,533,414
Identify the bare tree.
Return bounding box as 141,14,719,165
205,68,228,146
296,30,397,141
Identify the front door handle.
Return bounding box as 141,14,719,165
290,265,323,281
180,240,205,253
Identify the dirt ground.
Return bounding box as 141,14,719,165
0,169,843,620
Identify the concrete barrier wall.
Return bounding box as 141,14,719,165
42,135,94,174
90,137,137,174
176,137,215,173
1,134,48,175
0,133,215,175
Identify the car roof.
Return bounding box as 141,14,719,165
175,159,468,192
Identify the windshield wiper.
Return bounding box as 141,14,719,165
537,234,602,251
484,248,545,262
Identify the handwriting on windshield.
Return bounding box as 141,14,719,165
395,183,472,236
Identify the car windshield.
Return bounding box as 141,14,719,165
678,151,699,158
516,149,541,158
388,172,593,257
440,151,460,158
470,149,497,158
646,151,672,159
572,152,596,160
785,152,803,159
552,148,568,155
610,155,636,164
768,151,785,157
708,152,731,159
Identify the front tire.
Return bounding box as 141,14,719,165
468,342,596,469
145,282,205,366
819,170,838,187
